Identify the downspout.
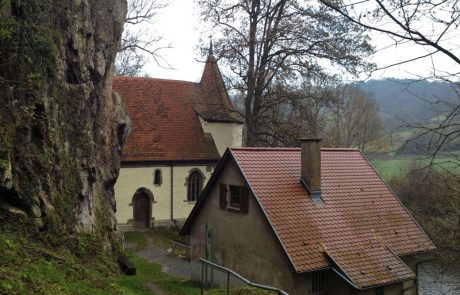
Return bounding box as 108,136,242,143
170,161,174,222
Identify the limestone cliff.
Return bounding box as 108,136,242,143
0,0,129,249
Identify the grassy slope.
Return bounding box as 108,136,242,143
0,216,154,294
0,217,274,295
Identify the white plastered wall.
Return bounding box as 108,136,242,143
115,164,214,227
199,117,243,156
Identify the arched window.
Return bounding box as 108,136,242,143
187,170,203,202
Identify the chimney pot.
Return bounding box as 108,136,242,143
299,138,322,200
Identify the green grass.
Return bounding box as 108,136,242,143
124,226,191,257
371,155,460,180
149,226,188,250
0,208,154,295
0,230,156,295
124,231,149,250
0,215,275,295
123,226,186,251
0,229,193,295
372,158,413,179
120,252,198,295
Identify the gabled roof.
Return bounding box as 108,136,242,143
113,51,243,162
182,147,435,289
113,77,220,162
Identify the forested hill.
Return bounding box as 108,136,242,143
356,79,458,131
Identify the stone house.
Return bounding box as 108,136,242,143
113,49,244,229
181,139,436,295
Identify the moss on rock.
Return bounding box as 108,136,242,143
0,0,128,251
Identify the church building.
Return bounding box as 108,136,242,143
113,49,244,229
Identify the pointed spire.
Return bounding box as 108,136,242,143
196,38,245,124
209,37,213,55
206,36,216,63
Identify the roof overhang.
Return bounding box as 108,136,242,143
204,118,245,124
121,159,219,167
320,243,417,290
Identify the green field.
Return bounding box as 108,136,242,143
371,155,460,180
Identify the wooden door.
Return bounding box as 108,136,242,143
133,193,150,228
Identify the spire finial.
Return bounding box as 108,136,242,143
209,36,213,55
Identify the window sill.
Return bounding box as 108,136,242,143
227,206,241,212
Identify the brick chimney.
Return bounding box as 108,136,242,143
300,138,322,201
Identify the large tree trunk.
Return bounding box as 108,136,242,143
0,0,129,250
244,1,260,147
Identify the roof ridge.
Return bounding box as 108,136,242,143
230,147,299,151
113,76,199,85
321,148,359,151
230,147,360,151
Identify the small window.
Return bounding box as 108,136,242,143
187,170,203,202
311,271,326,295
225,185,249,213
153,169,162,186
229,185,241,208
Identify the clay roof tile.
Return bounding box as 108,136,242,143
113,77,220,162
230,147,435,289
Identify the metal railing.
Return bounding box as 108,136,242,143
169,240,191,260
200,258,289,295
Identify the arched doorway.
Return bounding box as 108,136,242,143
132,188,153,228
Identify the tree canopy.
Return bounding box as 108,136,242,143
198,0,374,146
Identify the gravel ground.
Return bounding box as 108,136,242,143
130,234,191,280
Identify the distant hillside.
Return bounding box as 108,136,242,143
356,79,458,131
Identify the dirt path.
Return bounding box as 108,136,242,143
134,234,191,280
125,231,191,294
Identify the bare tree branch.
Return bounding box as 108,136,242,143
199,0,374,145
115,0,171,76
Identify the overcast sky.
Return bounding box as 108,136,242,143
142,0,459,83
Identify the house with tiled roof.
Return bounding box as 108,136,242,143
181,139,435,295
113,48,244,229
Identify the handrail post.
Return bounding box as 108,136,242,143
226,270,230,295
201,260,204,295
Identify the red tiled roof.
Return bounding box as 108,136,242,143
196,55,245,123
113,77,220,162
113,53,244,162
228,147,435,289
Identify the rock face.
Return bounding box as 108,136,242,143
0,0,129,248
